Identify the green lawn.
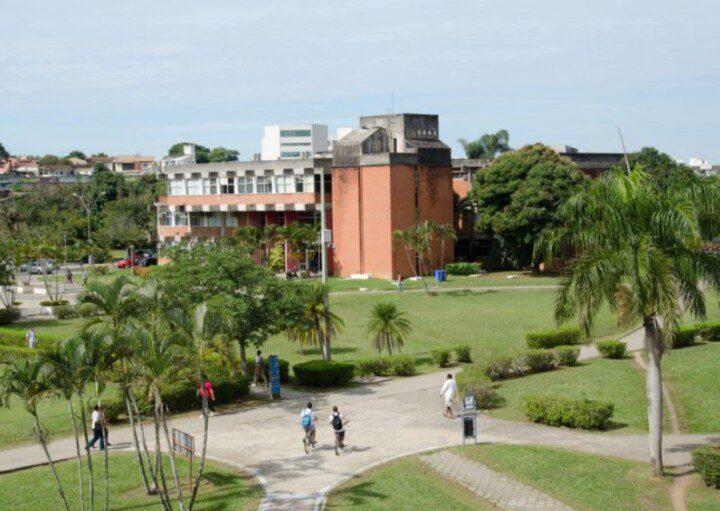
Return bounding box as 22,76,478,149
664,342,720,433
686,475,720,511
454,444,674,511
0,318,87,345
325,456,498,510
0,453,262,511
487,358,656,432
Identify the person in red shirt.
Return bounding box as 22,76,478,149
199,375,216,418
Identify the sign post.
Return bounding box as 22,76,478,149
461,393,477,445
172,428,195,485
269,355,281,400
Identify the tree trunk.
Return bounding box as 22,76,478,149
153,398,173,511
239,340,248,378
79,392,95,511
188,394,210,510
160,402,186,510
131,395,164,501
34,413,71,511
644,316,665,477
125,394,152,495
68,399,86,511
322,333,331,361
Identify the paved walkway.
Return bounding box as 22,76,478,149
421,451,575,511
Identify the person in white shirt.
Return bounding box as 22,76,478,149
300,402,317,446
26,329,36,349
440,373,457,419
86,405,106,450
329,406,347,448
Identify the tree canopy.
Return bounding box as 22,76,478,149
208,147,240,162
612,147,695,192
168,142,210,163
459,130,511,159
471,144,585,268
67,150,86,159
0,142,9,160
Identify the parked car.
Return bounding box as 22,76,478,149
136,255,157,267
19,259,56,274
116,256,141,269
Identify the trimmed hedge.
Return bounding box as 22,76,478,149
39,300,69,306
454,344,472,363
692,445,720,489
293,360,355,387
672,326,698,348
54,305,78,319
521,349,556,373
0,344,35,364
697,322,720,342
445,262,482,276
430,348,452,367
456,365,497,409
355,356,416,377
554,346,580,366
526,327,582,349
483,356,515,381
596,340,627,359
246,358,290,383
523,395,614,430
0,308,20,325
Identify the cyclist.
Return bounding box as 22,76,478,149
300,402,317,446
329,406,346,448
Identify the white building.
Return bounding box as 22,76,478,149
261,124,328,160
161,144,196,172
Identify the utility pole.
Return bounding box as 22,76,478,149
73,191,105,265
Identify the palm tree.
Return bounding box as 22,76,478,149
0,359,70,511
286,283,343,360
80,275,137,331
366,302,412,355
433,223,457,271
459,130,511,160
537,167,720,477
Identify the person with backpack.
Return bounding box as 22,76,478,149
329,406,347,448
300,402,317,446
252,350,268,388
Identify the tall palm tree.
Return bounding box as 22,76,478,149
366,302,412,355
433,223,457,271
0,359,70,511
537,167,720,476
458,130,511,160
80,275,137,331
286,283,343,360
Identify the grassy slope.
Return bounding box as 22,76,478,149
325,456,498,510
488,358,653,432
454,444,674,511
0,453,262,511
663,342,720,433
686,475,720,511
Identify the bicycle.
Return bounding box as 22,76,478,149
302,425,317,454
333,419,349,456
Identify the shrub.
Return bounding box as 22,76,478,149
293,360,355,387
692,445,720,489
91,265,108,275
160,381,198,413
132,266,153,279
0,308,20,325
526,327,582,349
430,348,452,367
445,262,482,276
522,395,614,430
454,344,472,363
672,326,698,348
39,300,69,307
596,340,626,359
391,356,417,376
213,377,250,403
696,322,720,342
246,358,290,383
102,398,128,422
355,356,416,376
456,365,497,409
54,305,79,320
0,345,36,364
521,349,556,373
78,303,100,317
554,346,580,366
484,356,515,381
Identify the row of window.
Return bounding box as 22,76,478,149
280,142,311,147
167,174,315,196
159,212,239,228
280,129,311,137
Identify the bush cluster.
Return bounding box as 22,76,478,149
132,267,153,279
554,346,580,366
246,358,290,383
522,395,614,430
430,348,452,367
483,356,516,381
0,308,20,325
696,322,720,342
456,365,497,409
454,344,472,363
521,349,556,373
39,300,70,307
0,345,35,364
54,303,101,320
293,360,355,387
672,326,698,348
596,340,627,359
692,445,720,489
354,356,416,377
484,350,560,381
526,327,582,349
91,265,109,275
445,262,482,276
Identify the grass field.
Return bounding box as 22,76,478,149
0,318,87,344
686,475,720,511
454,444,674,511
0,453,262,511
325,456,499,510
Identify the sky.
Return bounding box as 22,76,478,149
1,0,719,162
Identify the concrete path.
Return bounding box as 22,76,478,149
421,450,575,511
578,326,644,361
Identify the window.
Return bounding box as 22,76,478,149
237,176,254,194
208,214,222,227
190,214,203,227
256,175,272,193
225,214,238,227
274,175,287,193
220,177,235,194
202,178,217,195
158,212,172,226
173,213,188,226
186,178,202,195
294,174,305,193
168,179,185,196
280,129,311,137
280,151,301,158
280,142,311,147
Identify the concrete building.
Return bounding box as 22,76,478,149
160,144,196,172
550,145,624,178
111,155,157,176
261,124,329,160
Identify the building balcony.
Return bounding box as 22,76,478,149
156,192,330,212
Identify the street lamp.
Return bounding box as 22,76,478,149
73,191,105,265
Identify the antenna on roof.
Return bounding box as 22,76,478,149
617,126,631,174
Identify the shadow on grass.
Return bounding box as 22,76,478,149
298,346,359,356
326,481,388,509
445,289,498,298
203,470,243,487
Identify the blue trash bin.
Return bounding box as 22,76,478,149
433,269,447,282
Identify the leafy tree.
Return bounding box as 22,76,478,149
366,302,412,355
286,283,343,360
0,142,9,160
471,144,585,268
168,142,210,163
537,166,720,476
208,147,240,162
613,147,695,193
68,150,86,159
91,152,108,157
458,130,511,159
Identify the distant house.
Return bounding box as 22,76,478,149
160,144,196,172
111,155,157,175
0,157,39,175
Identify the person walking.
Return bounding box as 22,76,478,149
199,375,216,418
86,405,106,450
440,373,457,419
65,268,73,285
396,274,403,293
82,269,88,286
26,329,36,349
252,350,268,387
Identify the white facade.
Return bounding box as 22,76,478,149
261,124,328,160
161,143,197,172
